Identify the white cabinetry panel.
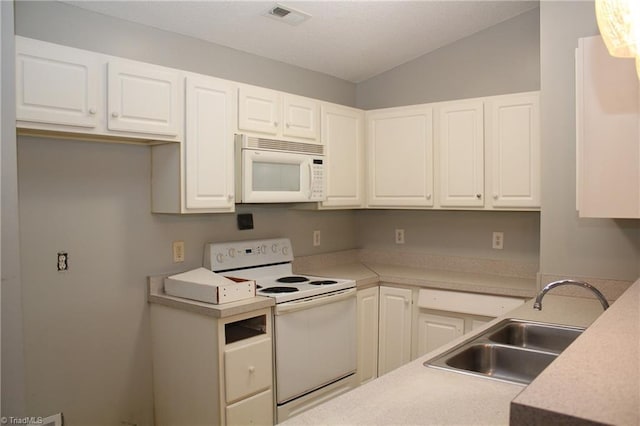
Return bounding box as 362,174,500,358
184,76,235,210
356,287,379,385
16,36,100,128
417,313,464,357
238,86,280,136
107,60,181,136
576,35,640,218
321,104,365,208
367,107,434,207
488,93,540,208
283,94,320,140
378,286,412,376
438,100,485,207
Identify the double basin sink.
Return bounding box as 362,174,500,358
425,319,585,385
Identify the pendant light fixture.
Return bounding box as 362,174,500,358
595,0,640,79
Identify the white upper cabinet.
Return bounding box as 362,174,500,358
238,85,320,142
437,100,485,207
366,106,434,207
486,93,540,208
107,60,181,137
15,36,183,143
238,85,280,136
16,36,100,128
184,76,236,211
283,94,320,140
152,74,236,213
576,35,640,218
320,103,365,209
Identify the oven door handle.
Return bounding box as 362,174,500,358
275,288,356,315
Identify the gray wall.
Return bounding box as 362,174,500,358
1,0,27,418
356,7,540,109
538,1,640,281
15,1,356,107
357,210,540,263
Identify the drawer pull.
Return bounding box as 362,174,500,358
248,366,255,374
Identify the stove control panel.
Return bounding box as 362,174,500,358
204,238,294,271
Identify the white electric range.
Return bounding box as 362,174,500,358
204,238,357,422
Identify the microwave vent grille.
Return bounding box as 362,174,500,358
247,136,324,155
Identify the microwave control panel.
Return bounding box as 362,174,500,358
310,159,325,201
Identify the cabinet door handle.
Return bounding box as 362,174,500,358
111,111,119,118
273,121,278,127
476,194,482,199
227,194,234,201
89,108,97,115
493,194,499,200
248,366,255,374
426,194,432,200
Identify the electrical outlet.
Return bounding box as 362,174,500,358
395,229,405,244
313,230,321,247
492,232,504,250
57,252,68,271
172,241,185,262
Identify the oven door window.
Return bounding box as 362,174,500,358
252,161,301,192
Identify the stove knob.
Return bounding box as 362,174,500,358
282,246,289,255
216,253,224,263
228,248,236,258
261,244,267,254
271,244,278,253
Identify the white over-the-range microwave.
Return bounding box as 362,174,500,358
235,134,326,203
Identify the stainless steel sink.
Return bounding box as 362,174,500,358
486,320,583,353
425,319,585,385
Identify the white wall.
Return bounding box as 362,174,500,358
1,0,27,418
539,1,640,282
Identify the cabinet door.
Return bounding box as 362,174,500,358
438,101,484,207
283,94,320,141
107,60,181,136
576,36,640,218
238,86,280,135
185,76,235,211
416,313,464,357
488,93,540,208
356,287,379,385
367,107,434,207
225,389,273,426
16,36,100,128
378,286,412,376
321,104,365,208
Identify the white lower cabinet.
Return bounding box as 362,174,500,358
415,288,525,358
356,287,379,384
377,286,413,376
149,305,274,426
416,313,464,356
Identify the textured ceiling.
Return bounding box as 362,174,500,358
62,0,539,83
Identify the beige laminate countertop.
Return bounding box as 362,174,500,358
511,279,640,425
281,293,615,426
297,262,537,298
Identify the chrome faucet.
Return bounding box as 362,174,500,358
533,279,609,311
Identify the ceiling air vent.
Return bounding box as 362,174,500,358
263,3,311,26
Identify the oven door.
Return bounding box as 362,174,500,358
273,288,356,404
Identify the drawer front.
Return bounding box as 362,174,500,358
225,337,272,403
226,389,273,426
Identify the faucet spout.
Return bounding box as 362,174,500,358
533,279,609,311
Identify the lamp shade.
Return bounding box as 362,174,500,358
595,0,640,58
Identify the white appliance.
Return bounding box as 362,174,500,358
235,134,326,203
205,238,357,422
